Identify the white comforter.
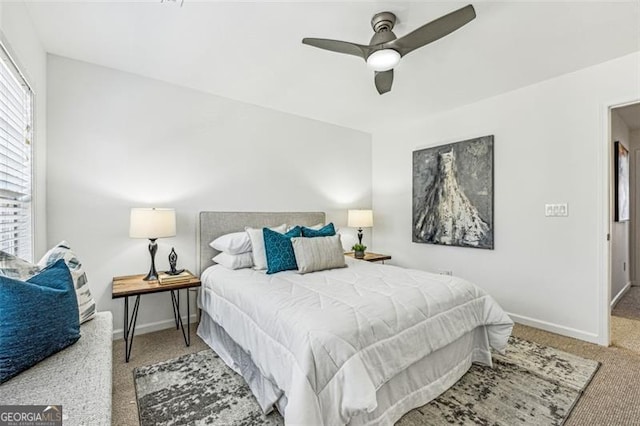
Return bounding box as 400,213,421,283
200,258,513,425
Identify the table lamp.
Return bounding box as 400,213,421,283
130,208,176,280
348,209,373,246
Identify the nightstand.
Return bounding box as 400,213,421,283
345,252,392,264
112,271,201,362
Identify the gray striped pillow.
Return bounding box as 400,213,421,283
291,235,346,274
38,241,97,324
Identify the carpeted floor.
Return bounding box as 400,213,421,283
612,286,640,320
611,286,640,354
514,325,640,426
112,326,208,426
611,315,640,353
133,336,598,426
113,323,640,426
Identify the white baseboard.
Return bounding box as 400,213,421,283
611,281,632,308
112,314,199,340
507,312,600,345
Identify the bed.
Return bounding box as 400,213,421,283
196,211,513,425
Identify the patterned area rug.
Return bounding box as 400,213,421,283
134,336,599,426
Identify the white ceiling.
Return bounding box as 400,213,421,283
24,1,640,133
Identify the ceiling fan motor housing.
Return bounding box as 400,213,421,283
369,12,398,49
371,11,396,33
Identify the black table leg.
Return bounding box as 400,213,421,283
123,296,127,359
171,290,180,330
171,289,191,347
123,295,141,363
176,291,180,329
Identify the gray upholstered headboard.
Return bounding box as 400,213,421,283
198,211,326,275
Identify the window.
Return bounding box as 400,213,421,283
0,42,33,261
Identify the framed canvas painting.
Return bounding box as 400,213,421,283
412,135,494,249
615,141,630,222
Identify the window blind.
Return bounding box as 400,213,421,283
0,43,33,261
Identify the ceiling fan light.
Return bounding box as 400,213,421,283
366,49,400,72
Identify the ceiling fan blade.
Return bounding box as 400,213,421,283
302,38,370,59
375,70,393,95
388,5,476,56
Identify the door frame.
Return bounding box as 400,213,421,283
599,97,640,346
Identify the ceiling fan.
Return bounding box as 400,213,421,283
302,4,476,95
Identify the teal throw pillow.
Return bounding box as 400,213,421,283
0,259,80,383
301,223,336,238
264,226,302,274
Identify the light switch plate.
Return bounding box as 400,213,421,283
545,203,569,217
558,204,568,216
545,204,554,216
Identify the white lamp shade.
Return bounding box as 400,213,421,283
348,209,374,228
129,208,176,239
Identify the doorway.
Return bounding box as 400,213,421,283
610,101,640,352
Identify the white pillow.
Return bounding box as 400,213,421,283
291,235,347,274
213,252,254,270
288,223,323,232
210,231,252,255
246,224,287,270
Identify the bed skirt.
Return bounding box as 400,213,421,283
197,312,494,426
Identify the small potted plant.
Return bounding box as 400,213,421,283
352,244,367,259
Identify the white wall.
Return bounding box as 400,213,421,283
372,52,640,343
0,2,47,260
610,110,631,303
47,55,372,337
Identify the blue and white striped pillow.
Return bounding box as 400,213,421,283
38,241,96,324
0,251,41,280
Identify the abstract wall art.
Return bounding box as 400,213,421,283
413,135,494,249
615,141,629,222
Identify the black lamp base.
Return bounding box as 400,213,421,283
357,228,364,245
143,238,159,281
143,270,158,281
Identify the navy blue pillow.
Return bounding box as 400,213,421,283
264,226,302,274
301,223,336,238
0,259,80,383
